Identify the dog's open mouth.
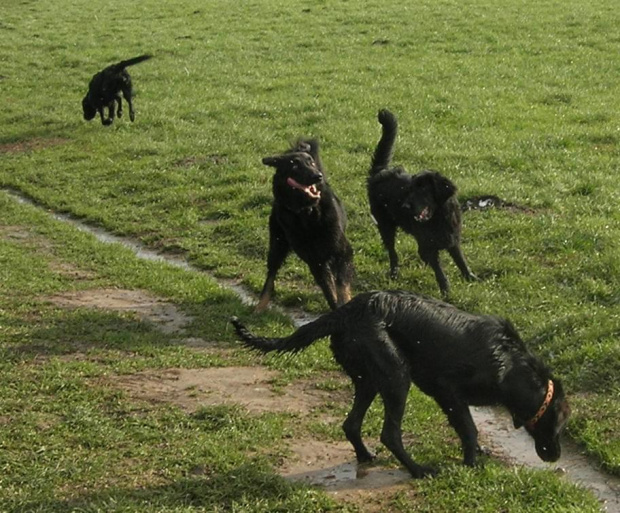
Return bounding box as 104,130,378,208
287,177,321,200
414,207,431,222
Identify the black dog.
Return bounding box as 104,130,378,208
368,109,477,295
256,139,354,312
232,290,570,478
82,55,152,126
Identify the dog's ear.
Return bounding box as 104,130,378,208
304,139,320,159
433,173,457,203
262,156,285,168
303,139,324,171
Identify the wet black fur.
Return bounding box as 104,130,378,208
232,290,570,478
256,139,354,312
368,109,477,295
82,55,152,126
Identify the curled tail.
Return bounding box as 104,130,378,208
114,54,153,70
370,109,398,176
230,312,340,354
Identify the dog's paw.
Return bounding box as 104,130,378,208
355,451,376,464
410,464,438,479
389,267,400,280
465,272,480,282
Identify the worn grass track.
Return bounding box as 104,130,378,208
0,0,618,510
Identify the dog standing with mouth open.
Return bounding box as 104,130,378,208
368,109,477,295
256,139,354,312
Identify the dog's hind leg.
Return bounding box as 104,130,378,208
447,246,478,283
378,374,437,478
366,335,436,477
432,388,479,466
115,95,123,118
309,264,339,310
122,85,135,121
334,253,354,307
343,377,378,463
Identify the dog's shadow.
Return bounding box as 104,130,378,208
0,121,82,149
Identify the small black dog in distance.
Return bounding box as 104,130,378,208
368,109,477,295
82,55,152,126
256,139,354,312
232,290,571,478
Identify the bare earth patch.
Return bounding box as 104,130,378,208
0,137,69,154
110,365,413,508
111,366,345,415
42,286,414,505
45,288,191,334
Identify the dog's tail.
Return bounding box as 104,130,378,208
230,312,340,355
114,54,153,70
370,109,398,176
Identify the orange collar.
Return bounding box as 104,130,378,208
527,380,554,428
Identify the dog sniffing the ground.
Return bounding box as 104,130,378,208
82,55,152,126
256,139,354,312
232,290,570,478
367,109,477,295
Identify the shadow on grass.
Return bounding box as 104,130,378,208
3,309,172,361
12,463,329,513
0,121,80,150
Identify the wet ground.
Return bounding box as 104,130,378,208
5,188,620,512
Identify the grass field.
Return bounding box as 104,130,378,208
1,0,618,510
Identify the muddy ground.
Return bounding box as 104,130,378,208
45,287,416,510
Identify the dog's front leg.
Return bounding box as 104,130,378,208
256,221,289,312
447,245,479,283
420,247,449,295
98,106,112,126
343,379,378,462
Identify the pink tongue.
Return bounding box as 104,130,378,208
287,177,320,199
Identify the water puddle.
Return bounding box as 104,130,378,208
472,407,619,512
4,188,618,510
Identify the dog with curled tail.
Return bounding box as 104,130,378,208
368,109,477,295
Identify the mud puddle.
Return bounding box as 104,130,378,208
4,188,618,510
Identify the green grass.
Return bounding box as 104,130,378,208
0,0,618,509
0,190,601,513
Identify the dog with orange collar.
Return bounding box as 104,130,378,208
232,290,571,477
